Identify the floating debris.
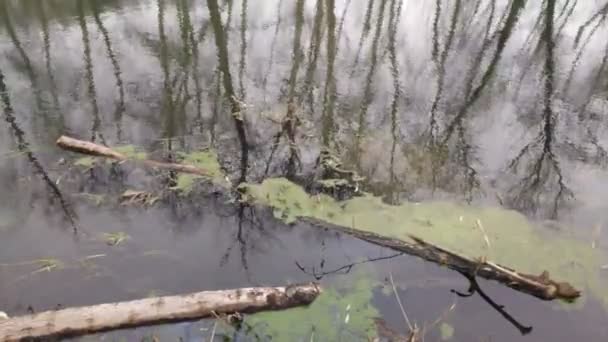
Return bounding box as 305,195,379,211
102,232,130,246
120,190,160,207
439,322,454,341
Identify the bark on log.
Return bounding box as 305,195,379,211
0,283,321,342
301,217,581,301
56,136,213,177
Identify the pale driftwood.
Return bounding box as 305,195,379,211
0,283,321,341
56,135,213,178
301,217,581,301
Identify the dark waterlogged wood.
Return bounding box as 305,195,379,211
301,217,581,301
0,283,321,342
56,135,213,177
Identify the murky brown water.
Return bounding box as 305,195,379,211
1,0,608,341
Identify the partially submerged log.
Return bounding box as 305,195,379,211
56,135,213,178
0,283,321,342
301,217,581,301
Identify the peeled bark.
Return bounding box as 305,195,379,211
0,282,321,341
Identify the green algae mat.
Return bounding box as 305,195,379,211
247,272,381,341
239,178,608,310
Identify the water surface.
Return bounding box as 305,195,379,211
1,0,608,341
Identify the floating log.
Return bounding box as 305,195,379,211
0,283,321,342
301,217,581,301
56,135,213,178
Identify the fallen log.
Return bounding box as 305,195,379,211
56,135,214,178
301,217,581,301
0,282,321,342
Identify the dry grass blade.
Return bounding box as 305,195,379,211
475,218,491,249
209,320,217,341
389,272,413,331
30,259,62,274
81,254,106,261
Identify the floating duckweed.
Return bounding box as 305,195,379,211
171,150,228,195
113,145,147,160
74,156,96,168
76,192,105,206
440,322,455,340
246,272,379,340
241,178,608,310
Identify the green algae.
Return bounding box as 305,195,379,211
440,322,454,340
317,178,350,188
170,150,229,195
74,156,96,168
75,192,105,206
240,178,608,310
74,145,146,168
70,146,228,195
246,272,380,341
114,145,147,160
102,232,130,246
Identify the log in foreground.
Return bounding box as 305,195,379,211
302,217,581,301
0,283,321,342
56,135,213,178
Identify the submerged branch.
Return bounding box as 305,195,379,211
452,270,533,335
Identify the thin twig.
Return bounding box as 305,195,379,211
389,271,413,331
295,252,404,280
